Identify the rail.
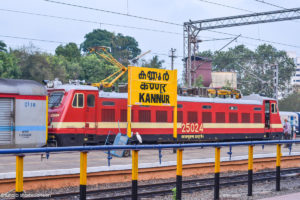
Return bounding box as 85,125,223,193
2,139,300,200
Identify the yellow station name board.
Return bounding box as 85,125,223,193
128,66,177,106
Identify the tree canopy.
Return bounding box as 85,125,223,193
0,41,7,52
279,93,300,111
55,42,81,62
198,44,296,98
80,29,141,66
141,55,164,69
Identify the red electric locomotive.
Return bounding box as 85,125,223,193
47,80,283,146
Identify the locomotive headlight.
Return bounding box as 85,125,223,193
50,113,60,118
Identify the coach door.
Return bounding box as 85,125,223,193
85,93,97,134
0,98,14,144
264,100,271,130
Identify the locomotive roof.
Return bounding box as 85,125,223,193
99,92,264,105
48,84,98,92
0,78,47,96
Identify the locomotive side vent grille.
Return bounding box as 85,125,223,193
229,112,238,123
202,112,212,123
242,113,250,123
188,111,198,123
216,112,225,123
254,113,262,123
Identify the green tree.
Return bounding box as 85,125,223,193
0,51,21,78
81,29,141,66
80,54,118,84
12,47,67,82
279,93,300,111
0,41,7,52
55,42,81,62
205,44,295,97
142,56,164,69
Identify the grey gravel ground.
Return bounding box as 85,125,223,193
19,170,300,200
159,176,300,200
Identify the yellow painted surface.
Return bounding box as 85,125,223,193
276,144,281,167
128,66,177,106
132,150,139,180
127,105,132,138
215,147,221,173
80,152,87,185
248,145,253,170
16,156,24,192
176,149,183,176
173,106,177,139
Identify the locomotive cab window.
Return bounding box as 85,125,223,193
48,91,64,107
72,93,84,108
271,103,277,113
87,94,95,107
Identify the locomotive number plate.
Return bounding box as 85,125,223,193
182,123,203,133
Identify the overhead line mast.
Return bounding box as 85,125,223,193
184,7,300,87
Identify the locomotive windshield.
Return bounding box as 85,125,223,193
49,92,64,107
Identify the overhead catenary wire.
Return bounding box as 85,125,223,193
254,0,300,23
1,2,299,53
0,34,68,44
0,8,182,36
198,0,255,13
44,0,181,26
41,0,300,50
207,30,300,49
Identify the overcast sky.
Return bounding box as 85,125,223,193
1,0,300,81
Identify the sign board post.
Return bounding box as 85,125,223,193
127,66,177,140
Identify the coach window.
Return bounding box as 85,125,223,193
87,94,95,107
72,93,84,108
271,103,277,114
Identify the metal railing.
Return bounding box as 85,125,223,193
1,139,300,200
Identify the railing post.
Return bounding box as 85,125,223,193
276,144,281,191
176,149,183,200
16,154,24,200
248,145,253,196
132,150,139,200
214,147,221,200
80,151,88,200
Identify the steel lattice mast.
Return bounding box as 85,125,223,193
184,7,300,87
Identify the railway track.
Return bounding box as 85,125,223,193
26,167,300,200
